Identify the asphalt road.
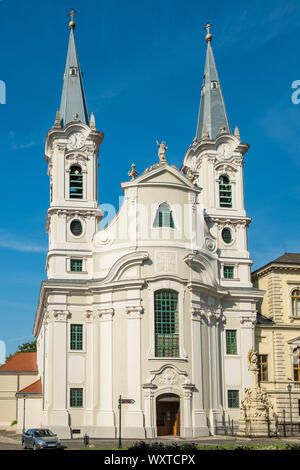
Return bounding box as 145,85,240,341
0,430,300,451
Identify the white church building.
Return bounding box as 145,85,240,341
24,18,264,438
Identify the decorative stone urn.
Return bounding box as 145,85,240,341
238,349,277,436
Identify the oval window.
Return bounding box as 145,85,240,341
70,220,83,237
222,228,232,244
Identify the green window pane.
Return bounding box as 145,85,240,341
224,266,234,279
70,388,83,407
155,290,179,357
71,259,83,272
228,390,239,408
226,330,237,355
70,324,83,350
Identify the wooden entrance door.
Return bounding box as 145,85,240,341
156,401,180,436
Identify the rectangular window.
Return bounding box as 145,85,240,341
258,355,268,382
70,324,83,350
70,259,83,272
70,388,83,407
224,266,234,279
228,390,239,408
226,330,237,355
155,290,179,358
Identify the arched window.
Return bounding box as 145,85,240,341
293,347,300,382
153,203,175,228
155,290,179,357
292,290,300,317
69,166,83,199
219,175,232,208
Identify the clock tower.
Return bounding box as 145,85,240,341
45,18,103,280
183,24,253,290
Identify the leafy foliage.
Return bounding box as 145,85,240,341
129,441,198,451
5,340,37,362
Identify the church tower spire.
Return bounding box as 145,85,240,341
59,10,89,127
195,23,230,142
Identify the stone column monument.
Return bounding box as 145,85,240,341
239,349,277,436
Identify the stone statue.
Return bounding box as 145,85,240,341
186,168,198,184
128,163,138,180
156,140,168,164
238,348,277,436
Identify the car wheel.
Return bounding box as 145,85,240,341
33,442,38,451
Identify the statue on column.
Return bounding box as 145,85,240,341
239,348,277,436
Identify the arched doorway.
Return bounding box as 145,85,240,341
156,393,180,436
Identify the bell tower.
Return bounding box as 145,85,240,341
183,24,252,288
45,12,103,279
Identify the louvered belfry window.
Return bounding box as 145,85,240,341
155,290,179,357
219,175,232,208
69,165,83,199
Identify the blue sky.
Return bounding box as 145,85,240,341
1,0,300,358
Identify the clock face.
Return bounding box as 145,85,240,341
68,132,85,150
217,143,232,159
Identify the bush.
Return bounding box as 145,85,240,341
10,420,17,426
129,441,198,451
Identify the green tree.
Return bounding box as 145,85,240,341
5,340,37,362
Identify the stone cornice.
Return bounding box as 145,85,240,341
204,214,252,227
252,264,300,280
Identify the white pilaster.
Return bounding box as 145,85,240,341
143,386,156,438
84,310,94,429
96,308,115,437
191,308,209,436
182,385,194,438
240,312,256,394
124,306,145,438
51,310,70,437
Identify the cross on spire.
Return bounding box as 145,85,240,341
204,22,213,42
68,9,77,29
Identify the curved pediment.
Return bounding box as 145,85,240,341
184,252,217,288
103,251,149,283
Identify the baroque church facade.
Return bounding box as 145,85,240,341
31,19,264,438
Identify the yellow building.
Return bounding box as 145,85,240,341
0,352,39,428
252,253,300,429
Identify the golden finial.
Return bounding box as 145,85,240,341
68,8,77,30
204,22,213,43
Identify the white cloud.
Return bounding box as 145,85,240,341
0,230,47,253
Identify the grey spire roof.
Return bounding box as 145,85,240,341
196,41,230,141
60,28,89,127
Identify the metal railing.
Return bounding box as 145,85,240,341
215,410,300,438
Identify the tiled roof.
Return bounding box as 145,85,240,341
0,352,38,373
18,378,42,394
253,253,300,276
272,253,300,264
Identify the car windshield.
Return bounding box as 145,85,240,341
34,430,55,437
